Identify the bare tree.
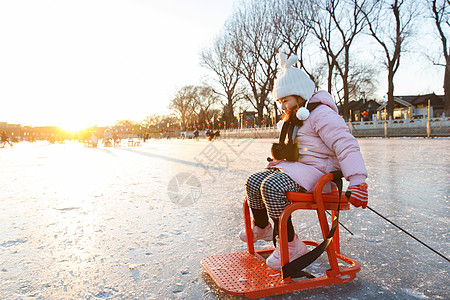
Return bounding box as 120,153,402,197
307,0,370,121
270,0,313,120
446,55,450,116
428,0,449,65
200,31,244,124
193,85,220,126
159,115,179,128
142,114,164,128
334,61,379,103
309,60,330,91
169,85,197,128
114,120,140,128
306,0,340,94
428,0,449,115
227,0,280,123
114,119,142,135
347,63,379,101
362,0,419,120
169,85,219,128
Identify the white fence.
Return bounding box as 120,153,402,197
348,118,450,137
217,117,450,138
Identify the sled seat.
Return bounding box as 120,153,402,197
286,189,350,210
201,172,360,298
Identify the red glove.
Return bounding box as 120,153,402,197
345,183,368,209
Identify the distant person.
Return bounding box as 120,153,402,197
206,129,215,141
113,133,120,147
104,128,112,138
214,130,220,139
103,129,112,147
193,129,199,141
239,53,368,271
48,134,55,144
82,131,91,146
1,131,13,147
90,133,98,147
1,131,7,142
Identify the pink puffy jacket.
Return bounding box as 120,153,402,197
271,90,367,193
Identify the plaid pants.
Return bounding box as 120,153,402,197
245,168,307,218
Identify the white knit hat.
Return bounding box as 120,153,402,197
272,53,315,101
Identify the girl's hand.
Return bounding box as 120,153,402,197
345,183,368,209
265,158,282,169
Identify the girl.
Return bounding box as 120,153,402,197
239,53,368,270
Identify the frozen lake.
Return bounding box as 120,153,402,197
0,138,449,299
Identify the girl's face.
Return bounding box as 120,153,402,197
277,95,305,112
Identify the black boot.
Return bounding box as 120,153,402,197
271,216,295,247
251,208,269,229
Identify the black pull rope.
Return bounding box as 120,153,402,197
281,171,343,279
325,210,353,235
367,205,450,263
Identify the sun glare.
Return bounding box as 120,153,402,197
60,122,89,134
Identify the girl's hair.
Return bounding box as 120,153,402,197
293,95,306,105
282,95,306,124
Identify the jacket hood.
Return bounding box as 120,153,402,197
308,90,338,113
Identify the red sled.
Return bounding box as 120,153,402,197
201,172,361,298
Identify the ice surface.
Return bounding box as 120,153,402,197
0,138,449,299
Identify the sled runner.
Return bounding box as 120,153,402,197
201,172,360,298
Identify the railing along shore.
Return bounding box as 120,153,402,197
216,117,450,138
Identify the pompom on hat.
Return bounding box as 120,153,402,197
272,53,316,102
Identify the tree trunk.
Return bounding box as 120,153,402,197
342,76,349,121
327,64,333,93
273,101,279,125
257,99,265,124
387,70,395,120
445,55,450,117
226,99,234,124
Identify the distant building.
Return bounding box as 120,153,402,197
0,122,23,138
377,93,444,120
0,123,71,140
237,111,257,128
347,99,381,121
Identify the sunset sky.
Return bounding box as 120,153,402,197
0,0,235,131
0,0,445,131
